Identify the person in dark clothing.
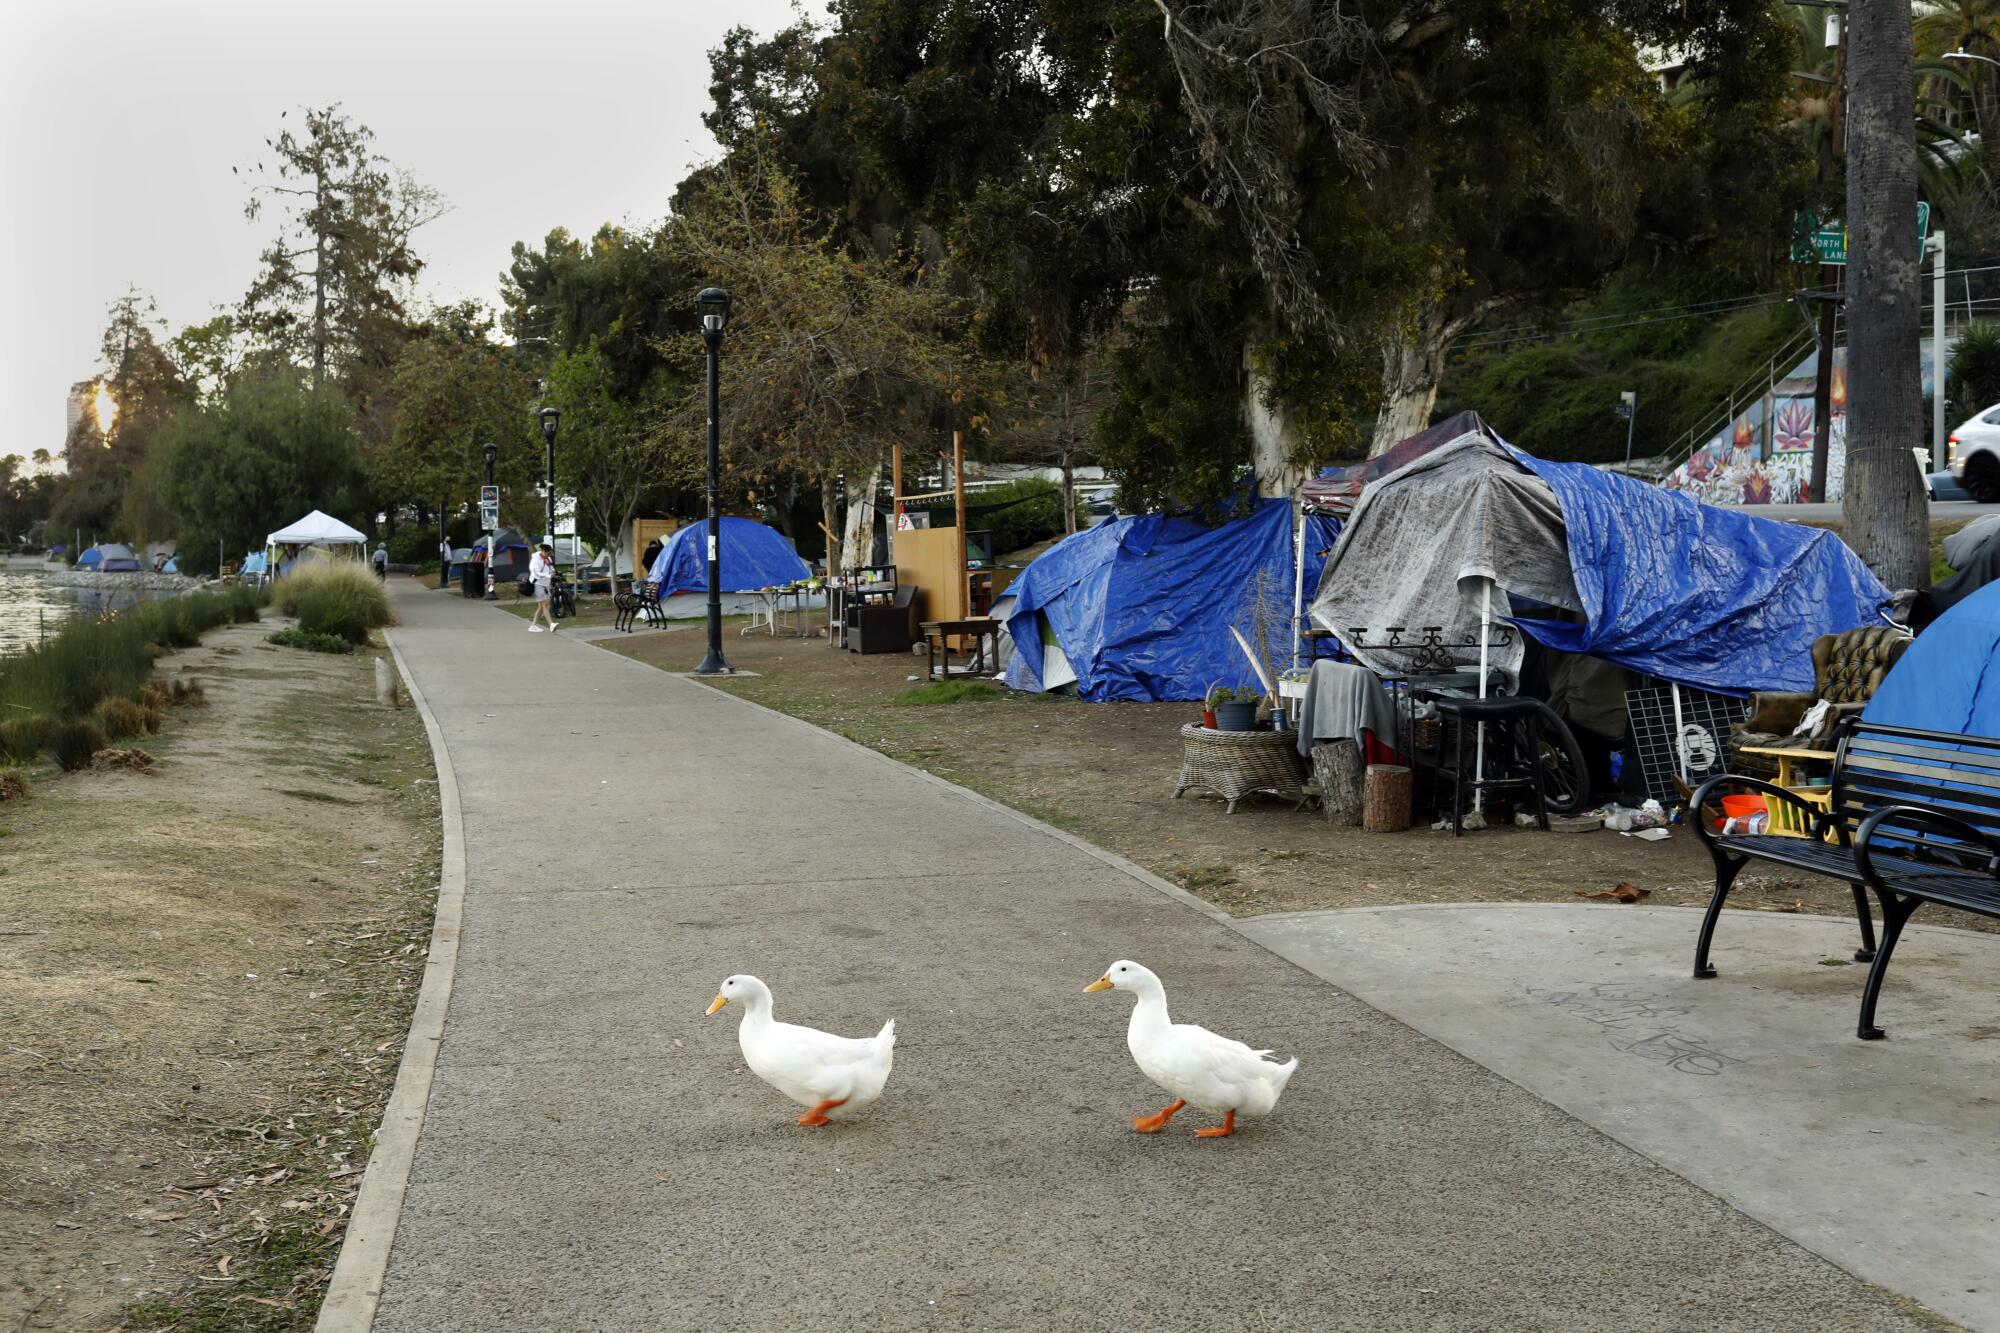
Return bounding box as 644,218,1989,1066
638,536,665,583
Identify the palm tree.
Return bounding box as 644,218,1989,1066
1845,0,1934,588
1916,0,2000,144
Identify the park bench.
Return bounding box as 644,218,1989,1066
613,580,663,633
1691,719,2000,1039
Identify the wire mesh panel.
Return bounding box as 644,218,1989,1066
1624,685,1746,804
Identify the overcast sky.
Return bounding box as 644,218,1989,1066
0,0,803,463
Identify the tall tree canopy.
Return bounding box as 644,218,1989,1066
152,371,363,575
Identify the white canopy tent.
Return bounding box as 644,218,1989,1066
265,510,368,582
267,510,367,548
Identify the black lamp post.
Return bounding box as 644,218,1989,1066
695,287,731,675
539,407,559,547
481,441,498,599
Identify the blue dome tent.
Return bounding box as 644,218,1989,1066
1865,582,2000,736
647,517,809,594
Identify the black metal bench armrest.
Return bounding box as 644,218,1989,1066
1854,803,2000,890
1688,774,1829,852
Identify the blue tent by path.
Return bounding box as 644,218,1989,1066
647,517,809,595
1864,581,2000,736
1004,499,1342,702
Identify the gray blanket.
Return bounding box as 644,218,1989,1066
1294,660,1400,758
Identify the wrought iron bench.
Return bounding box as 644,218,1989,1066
613,580,663,633
1691,720,2000,1039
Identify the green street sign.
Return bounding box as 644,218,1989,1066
1791,203,1932,265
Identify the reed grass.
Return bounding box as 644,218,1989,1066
274,562,390,643
0,585,263,769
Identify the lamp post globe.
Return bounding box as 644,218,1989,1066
695,288,732,675
538,407,560,548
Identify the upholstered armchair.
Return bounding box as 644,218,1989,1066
1739,626,1910,747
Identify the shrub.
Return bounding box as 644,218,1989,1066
905,479,1088,557
49,720,107,771
0,769,27,802
0,717,50,764
268,627,357,654
137,682,169,711
1951,322,2000,417
94,697,150,739
276,561,391,643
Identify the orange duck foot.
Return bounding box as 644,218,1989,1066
795,1097,847,1127
1131,1099,1186,1133
1194,1110,1237,1139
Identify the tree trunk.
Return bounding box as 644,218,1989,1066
1842,0,1931,590
1243,344,1302,497
841,460,882,572
1061,450,1077,536
821,472,841,576
1371,300,1478,457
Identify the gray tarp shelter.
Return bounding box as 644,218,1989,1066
1308,431,1578,686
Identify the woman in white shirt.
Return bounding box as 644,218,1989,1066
527,543,558,633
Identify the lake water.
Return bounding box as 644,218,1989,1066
0,569,158,658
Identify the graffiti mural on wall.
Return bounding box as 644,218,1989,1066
1662,349,1846,505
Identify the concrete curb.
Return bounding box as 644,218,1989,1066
314,632,467,1332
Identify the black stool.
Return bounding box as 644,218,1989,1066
1431,697,1550,836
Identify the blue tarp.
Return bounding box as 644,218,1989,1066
1005,500,1342,702
647,517,809,595
1865,582,2000,735
241,552,267,575
1512,455,1891,694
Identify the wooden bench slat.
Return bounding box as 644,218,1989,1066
1841,749,2000,793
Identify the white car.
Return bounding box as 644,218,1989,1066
1950,402,2000,501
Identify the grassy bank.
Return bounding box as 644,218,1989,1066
0,585,263,769
0,618,440,1331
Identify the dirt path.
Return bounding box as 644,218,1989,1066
0,619,439,1332
604,625,1921,929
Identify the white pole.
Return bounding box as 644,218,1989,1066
1934,230,1947,467
1291,498,1306,671
1475,577,1492,815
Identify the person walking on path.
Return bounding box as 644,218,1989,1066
527,542,558,633
372,544,389,581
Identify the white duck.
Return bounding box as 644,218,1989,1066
1085,959,1298,1138
704,974,896,1126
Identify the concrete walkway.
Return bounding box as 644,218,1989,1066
360,585,1938,1331
1240,904,2000,1332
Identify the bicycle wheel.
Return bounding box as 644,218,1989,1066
1531,702,1590,816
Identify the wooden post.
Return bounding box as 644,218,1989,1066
952,429,967,620
891,441,904,533
1363,764,1413,832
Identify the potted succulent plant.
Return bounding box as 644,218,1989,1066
1212,685,1261,732
1202,682,1221,730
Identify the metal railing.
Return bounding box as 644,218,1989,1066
1651,322,1820,479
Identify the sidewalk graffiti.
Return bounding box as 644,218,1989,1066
1525,981,1742,1077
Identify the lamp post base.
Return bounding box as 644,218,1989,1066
695,650,732,676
